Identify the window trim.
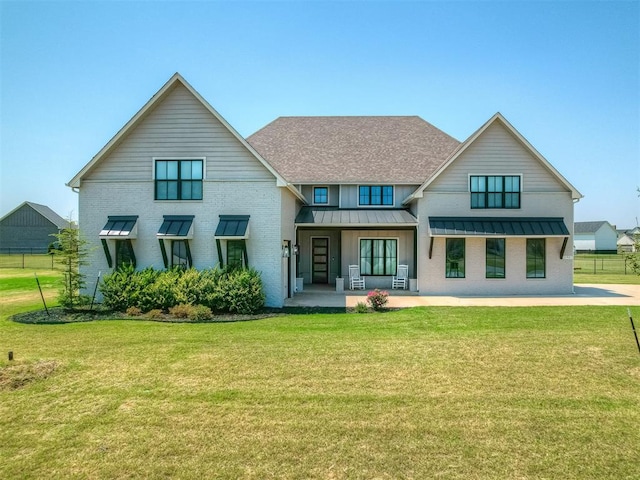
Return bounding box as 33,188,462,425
445,238,465,278
358,237,398,276
227,239,248,269
357,185,395,207
485,238,505,279
153,157,206,201
170,239,192,269
526,238,546,279
115,239,136,269
469,174,522,209
312,186,329,205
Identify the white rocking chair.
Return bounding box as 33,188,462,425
349,265,366,290
392,264,409,289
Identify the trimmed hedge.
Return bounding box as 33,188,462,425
100,265,265,314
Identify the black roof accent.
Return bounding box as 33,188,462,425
215,215,250,238
295,207,418,226
429,217,569,236
158,215,194,237
100,215,138,237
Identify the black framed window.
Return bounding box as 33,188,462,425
446,238,465,278
486,238,505,278
227,240,246,269
115,239,136,269
526,238,545,278
470,176,520,209
359,185,393,206
313,187,328,204
155,160,203,200
172,240,190,268
359,239,397,275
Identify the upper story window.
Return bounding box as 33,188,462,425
359,185,393,206
313,186,328,205
155,159,203,200
470,175,520,209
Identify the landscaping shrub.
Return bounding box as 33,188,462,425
145,309,164,320
367,289,389,311
354,302,369,313
168,304,193,319
100,266,265,315
125,306,142,317
190,304,213,321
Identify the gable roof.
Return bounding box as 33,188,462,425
574,221,616,234
67,73,303,201
0,201,69,229
247,116,461,184
404,113,583,204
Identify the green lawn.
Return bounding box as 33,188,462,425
1,270,640,479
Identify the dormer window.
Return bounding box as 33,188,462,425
470,175,520,209
359,185,393,206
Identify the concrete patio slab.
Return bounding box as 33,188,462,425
284,284,640,308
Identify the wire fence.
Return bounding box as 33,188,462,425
1,252,636,275
0,253,60,270
573,254,636,275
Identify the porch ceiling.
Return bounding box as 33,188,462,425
428,217,570,237
295,207,418,228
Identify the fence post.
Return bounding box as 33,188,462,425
22,253,25,269
593,258,596,275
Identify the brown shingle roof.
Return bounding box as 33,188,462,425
247,116,460,184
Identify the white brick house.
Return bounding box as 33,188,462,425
69,73,582,306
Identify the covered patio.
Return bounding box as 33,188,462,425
295,206,419,291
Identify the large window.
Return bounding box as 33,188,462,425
486,238,505,278
526,239,545,278
446,238,465,278
155,159,203,200
313,187,328,205
360,239,397,275
359,186,393,206
470,176,520,209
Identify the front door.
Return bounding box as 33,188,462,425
312,238,329,284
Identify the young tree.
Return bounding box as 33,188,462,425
51,225,92,308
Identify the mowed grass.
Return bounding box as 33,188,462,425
1,271,640,479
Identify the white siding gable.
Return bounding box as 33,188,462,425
84,83,274,183
427,122,570,194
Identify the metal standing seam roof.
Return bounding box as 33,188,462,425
157,215,195,237
296,207,418,226
428,217,570,237
214,215,250,238
99,216,139,238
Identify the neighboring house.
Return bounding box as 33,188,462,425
0,201,70,253
617,227,639,253
69,73,582,306
574,221,618,253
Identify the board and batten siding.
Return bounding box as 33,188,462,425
428,122,568,193
84,83,273,182
339,184,421,208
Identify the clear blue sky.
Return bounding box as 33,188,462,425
1,1,639,228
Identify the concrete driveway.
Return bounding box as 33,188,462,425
285,284,640,308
